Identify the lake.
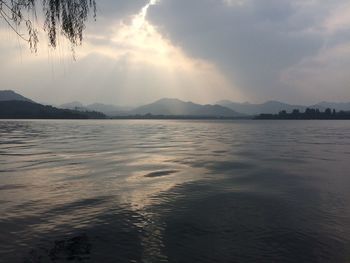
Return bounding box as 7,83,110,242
0,120,350,262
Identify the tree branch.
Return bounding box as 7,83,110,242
0,9,29,42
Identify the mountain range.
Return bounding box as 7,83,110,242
0,90,105,119
60,101,132,116
60,98,350,117
217,100,350,115
2,90,350,118
127,98,242,117
59,98,243,117
217,100,308,115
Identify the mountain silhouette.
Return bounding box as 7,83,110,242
0,101,105,119
217,100,309,115
0,90,34,103
4,90,350,118
129,98,243,117
0,90,105,119
60,102,131,116
60,101,85,110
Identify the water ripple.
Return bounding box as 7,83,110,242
0,120,349,262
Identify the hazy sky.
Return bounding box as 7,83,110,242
1,0,350,105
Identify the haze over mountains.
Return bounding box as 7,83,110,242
128,98,243,117
312,102,350,112
60,98,350,117
60,102,132,116
60,98,242,117
217,100,350,115
217,100,308,115
2,90,350,118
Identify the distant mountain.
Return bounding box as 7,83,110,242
60,101,85,110
0,90,33,102
60,102,131,116
311,102,350,111
217,100,307,115
86,103,132,116
6,89,349,118
59,99,242,117
129,98,243,117
0,101,105,119
218,100,350,115
0,91,105,119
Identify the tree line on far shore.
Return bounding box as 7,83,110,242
256,108,350,120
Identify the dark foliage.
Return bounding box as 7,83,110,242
256,108,350,120
0,0,96,52
0,100,105,119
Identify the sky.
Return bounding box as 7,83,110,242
0,0,350,105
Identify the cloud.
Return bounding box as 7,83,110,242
0,51,237,105
281,42,350,103
323,2,350,34
0,0,241,105
147,0,350,103
1,0,350,104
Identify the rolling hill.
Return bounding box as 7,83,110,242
0,90,105,119
0,90,34,102
128,98,243,117
217,100,308,115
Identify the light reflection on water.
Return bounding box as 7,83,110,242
0,120,350,262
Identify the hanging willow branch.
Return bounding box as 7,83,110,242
0,0,96,52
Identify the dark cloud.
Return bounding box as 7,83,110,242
148,0,350,103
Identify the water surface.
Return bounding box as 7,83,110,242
0,120,350,262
